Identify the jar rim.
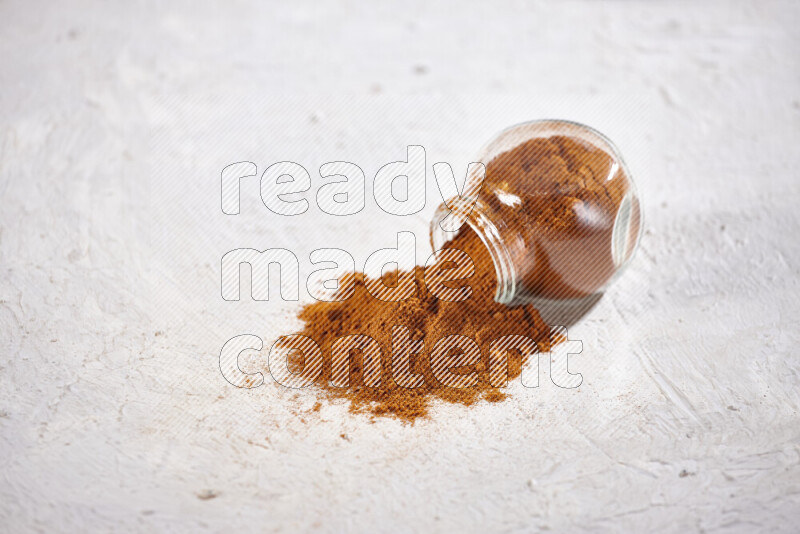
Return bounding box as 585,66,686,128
430,201,517,305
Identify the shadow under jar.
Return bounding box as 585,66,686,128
432,119,643,306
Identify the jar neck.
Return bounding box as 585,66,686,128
430,201,518,305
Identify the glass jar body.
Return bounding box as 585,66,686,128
431,120,642,305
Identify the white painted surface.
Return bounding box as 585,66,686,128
1,1,799,532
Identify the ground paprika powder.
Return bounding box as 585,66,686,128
295,122,639,422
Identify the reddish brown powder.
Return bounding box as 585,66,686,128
296,227,549,423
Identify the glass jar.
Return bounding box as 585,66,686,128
431,119,642,305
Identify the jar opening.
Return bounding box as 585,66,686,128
430,202,517,305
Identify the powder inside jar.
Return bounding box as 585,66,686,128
479,134,640,301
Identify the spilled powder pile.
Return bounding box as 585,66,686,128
297,227,549,423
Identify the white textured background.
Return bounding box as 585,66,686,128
2,1,799,532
